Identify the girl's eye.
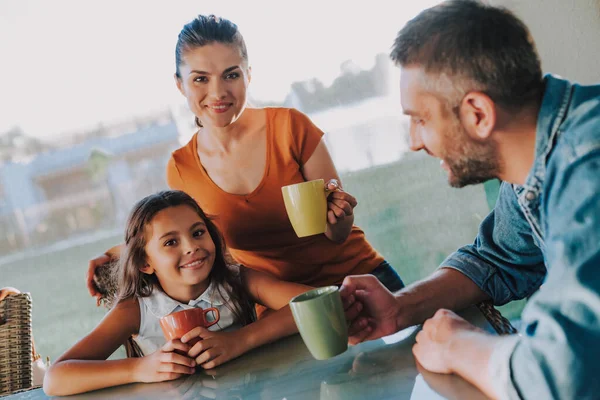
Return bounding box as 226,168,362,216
194,76,208,83
164,239,177,247
225,72,239,80
193,229,205,238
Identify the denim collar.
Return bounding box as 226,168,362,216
521,75,573,194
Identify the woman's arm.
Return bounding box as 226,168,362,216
183,269,311,369
301,139,357,243
43,298,141,395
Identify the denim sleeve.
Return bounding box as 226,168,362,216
441,182,547,305
505,146,600,399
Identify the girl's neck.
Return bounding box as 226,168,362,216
160,279,210,304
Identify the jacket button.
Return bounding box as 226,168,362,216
525,191,536,201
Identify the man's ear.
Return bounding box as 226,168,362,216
459,92,496,141
247,66,252,84
140,264,155,275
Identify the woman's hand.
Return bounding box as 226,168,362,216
324,179,357,243
182,327,247,369
326,179,357,225
133,340,196,383
86,254,112,304
86,245,123,304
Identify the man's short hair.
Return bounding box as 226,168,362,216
391,0,544,109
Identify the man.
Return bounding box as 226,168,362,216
340,1,600,399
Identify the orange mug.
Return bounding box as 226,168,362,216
159,307,220,347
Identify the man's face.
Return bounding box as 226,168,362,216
400,66,499,188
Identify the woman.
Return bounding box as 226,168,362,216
87,15,404,314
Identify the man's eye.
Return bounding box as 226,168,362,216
225,72,239,80
194,76,208,83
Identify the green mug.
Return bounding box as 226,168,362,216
290,286,348,360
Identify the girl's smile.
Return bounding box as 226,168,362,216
179,256,210,270
142,205,216,301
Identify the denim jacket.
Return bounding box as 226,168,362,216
442,75,600,400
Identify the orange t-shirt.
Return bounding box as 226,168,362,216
166,107,384,287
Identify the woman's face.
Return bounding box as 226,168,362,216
176,42,251,129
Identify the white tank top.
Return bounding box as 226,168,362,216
133,281,243,356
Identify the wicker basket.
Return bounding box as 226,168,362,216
0,292,33,396
477,301,518,335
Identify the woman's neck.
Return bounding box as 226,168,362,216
200,107,254,152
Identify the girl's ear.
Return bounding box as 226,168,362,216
140,264,155,275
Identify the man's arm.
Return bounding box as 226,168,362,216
342,269,490,343
395,268,491,328
399,181,548,328
499,145,600,399
342,182,547,343
442,182,547,307
416,143,600,400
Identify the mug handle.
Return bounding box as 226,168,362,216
203,307,220,328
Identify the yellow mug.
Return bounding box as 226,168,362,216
282,179,330,237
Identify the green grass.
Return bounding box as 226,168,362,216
1,153,525,362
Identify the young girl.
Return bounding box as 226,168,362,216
43,190,312,396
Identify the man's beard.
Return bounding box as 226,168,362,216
444,122,501,188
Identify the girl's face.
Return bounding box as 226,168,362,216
141,205,216,300
175,42,251,129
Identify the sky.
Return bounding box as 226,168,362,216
0,0,439,140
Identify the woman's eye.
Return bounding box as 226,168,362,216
225,72,239,80
193,229,205,237
194,76,208,83
412,117,424,126
164,239,177,247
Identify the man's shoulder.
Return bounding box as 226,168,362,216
560,83,600,150
549,83,600,166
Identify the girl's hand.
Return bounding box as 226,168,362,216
182,327,247,369
133,340,196,383
326,179,357,225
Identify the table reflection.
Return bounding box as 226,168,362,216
6,306,493,400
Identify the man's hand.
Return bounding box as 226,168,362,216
339,275,402,344
413,309,482,374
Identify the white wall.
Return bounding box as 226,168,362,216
491,0,600,84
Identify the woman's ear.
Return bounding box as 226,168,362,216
174,74,185,96
140,264,155,275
